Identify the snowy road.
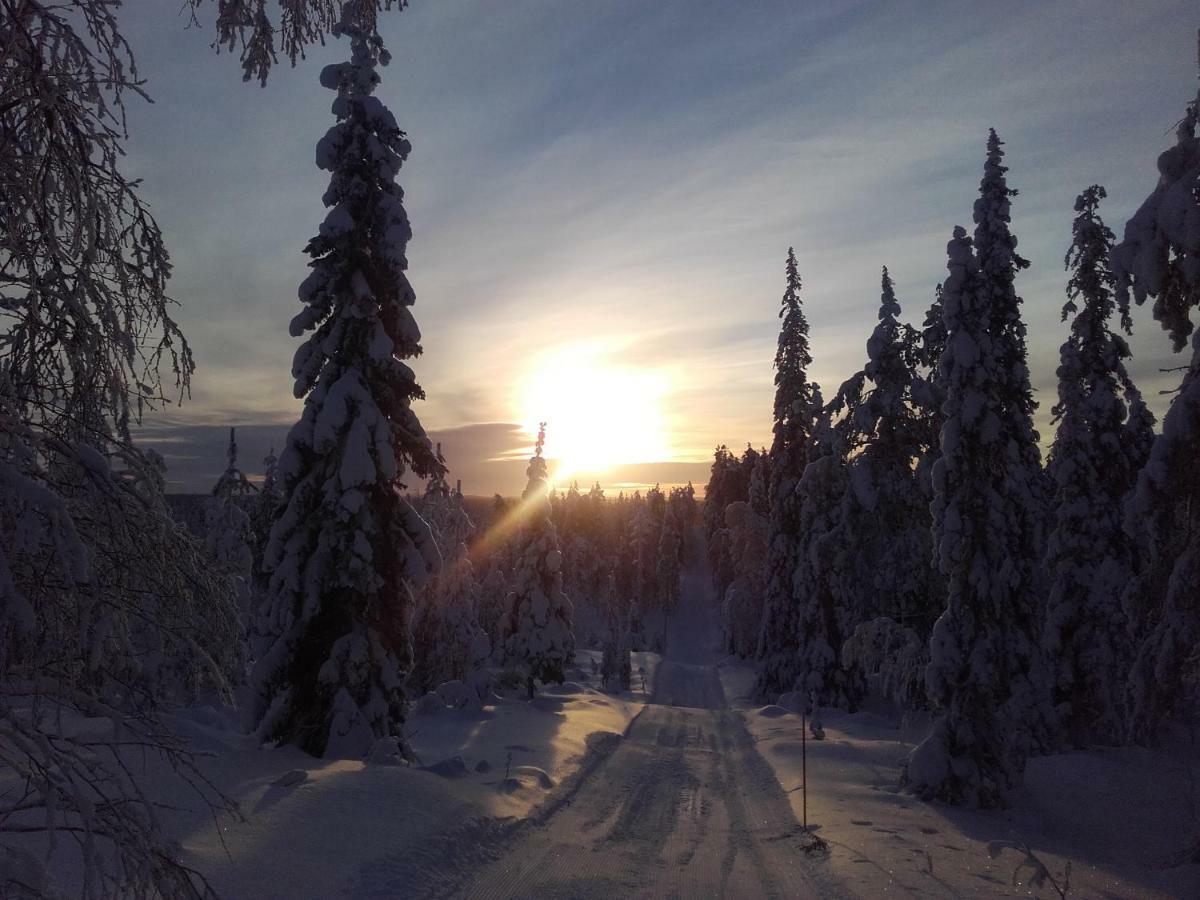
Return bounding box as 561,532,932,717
455,659,835,899
427,545,838,900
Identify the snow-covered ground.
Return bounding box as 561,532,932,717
429,565,839,899
20,546,1195,898
722,661,1200,899
161,649,658,897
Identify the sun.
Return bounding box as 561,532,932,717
518,343,671,481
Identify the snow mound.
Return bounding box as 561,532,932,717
505,765,555,790
756,705,790,718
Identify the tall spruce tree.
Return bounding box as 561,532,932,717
755,248,819,700
790,391,865,709
655,500,685,617
910,285,949,497
704,444,752,605
1112,84,1200,742
1042,186,1154,748
251,7,442,758
720,499,769,658
840,269,941,636
206,427,255,625
250,448,283,603
504,425,575,698
905,132,1052,807
211,427,257,501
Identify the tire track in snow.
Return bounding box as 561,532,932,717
393,543,845,899
437,663,840,899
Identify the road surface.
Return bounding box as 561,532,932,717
453,554,838,899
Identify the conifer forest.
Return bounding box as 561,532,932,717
2,1,1199,897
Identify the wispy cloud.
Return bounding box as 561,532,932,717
119,0,1195,490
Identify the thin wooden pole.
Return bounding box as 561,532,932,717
801,706,808,831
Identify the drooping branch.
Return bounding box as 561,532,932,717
185,0,410,85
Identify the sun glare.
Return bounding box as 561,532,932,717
518,344,671,482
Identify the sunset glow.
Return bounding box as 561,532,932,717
518,343,671,482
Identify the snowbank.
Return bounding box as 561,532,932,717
722,660,1199,898
402,649,656,819
166,650,657,897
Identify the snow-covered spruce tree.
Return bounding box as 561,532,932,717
720,499,769,658
1042,186,1154,748
598,571,623,690
629,489,665,647
476,558,510,652
747,449,770,518
703,445,738,543
722,448,760,600
557,481,611,648
611,500,643,649
638,485,666,609
211,427,256,502
703,445,748,603
842,617,930,713
718,449,770,656
839,269,941,635
1111,86,1200,742
412,483,479,693
917,284,949,371
206,428,255,622
755,248,820,700
252,11,442,758
503,425,574,699
250,447,284,615
1117,388,1159,650
408,464,454,695
909,285,949,496
655,499,684,616
828,270,941,709
790,392,865,710
906,133,1053,807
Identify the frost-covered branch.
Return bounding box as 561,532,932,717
0,0,193,442
185,0,409,86
0,703,232,899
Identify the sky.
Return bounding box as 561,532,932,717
120,0,1197,495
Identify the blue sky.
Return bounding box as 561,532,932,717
121,0,1197,494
